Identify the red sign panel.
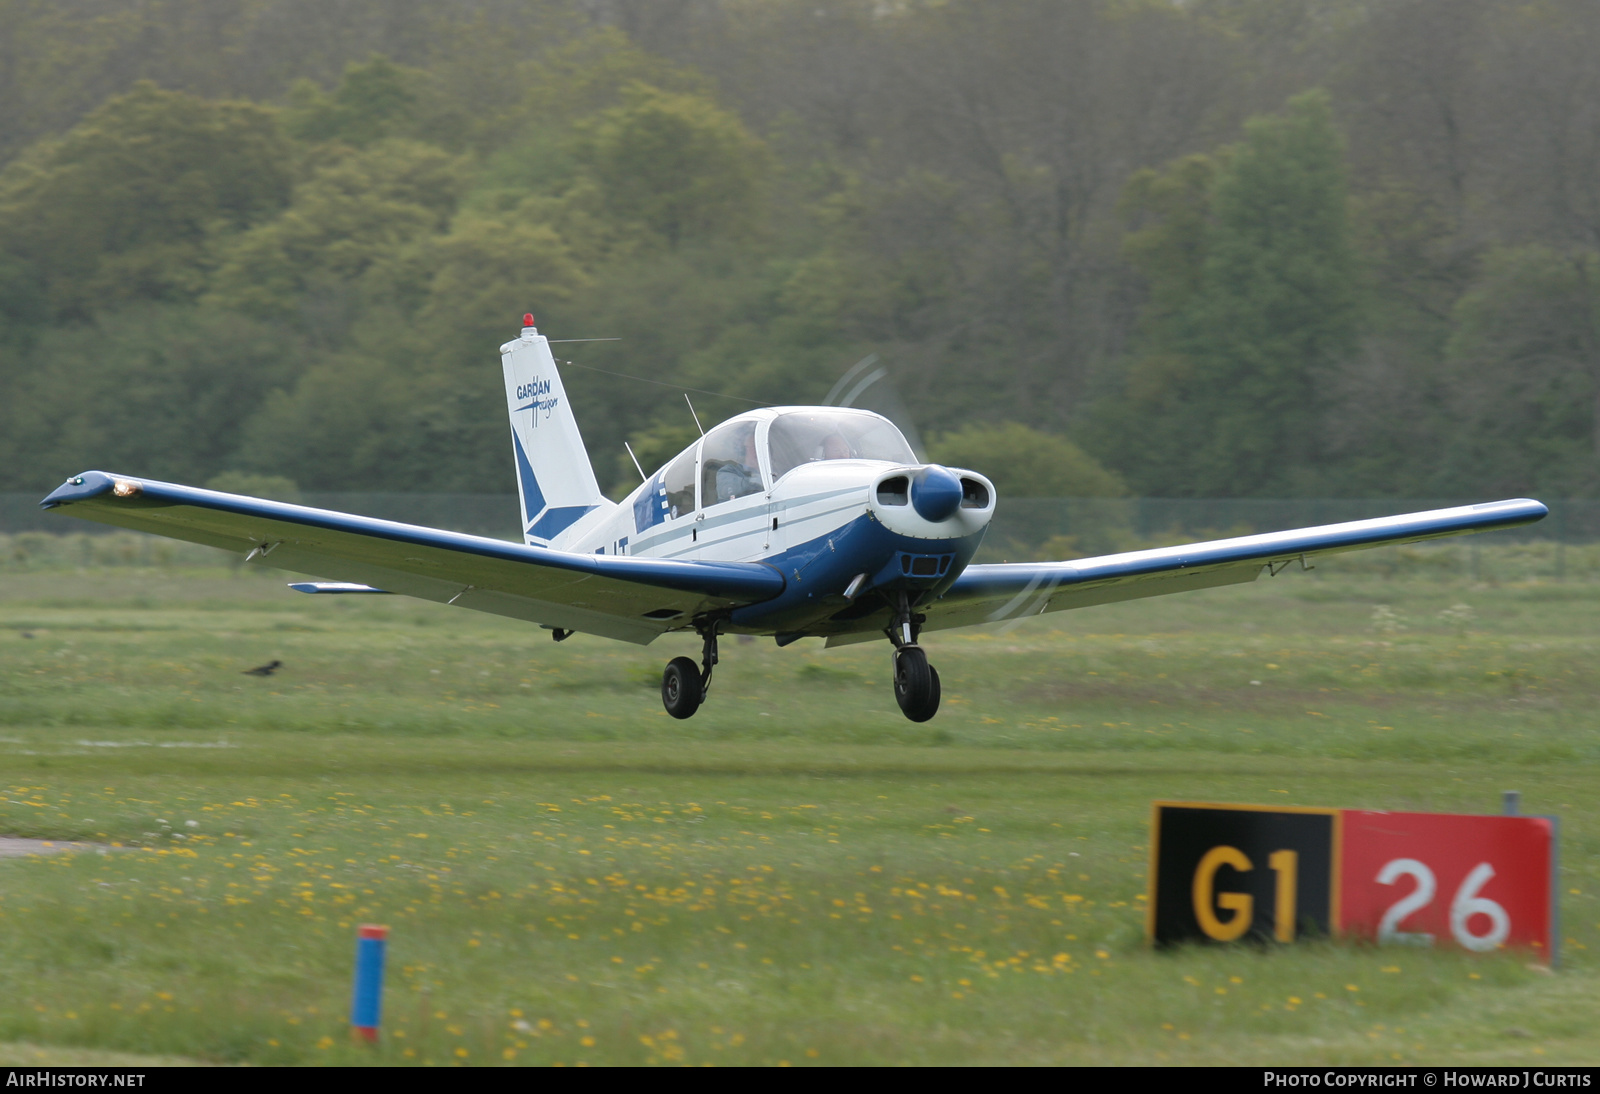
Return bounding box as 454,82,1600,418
1339,811,1556,960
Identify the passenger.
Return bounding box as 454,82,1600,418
716,426,762,502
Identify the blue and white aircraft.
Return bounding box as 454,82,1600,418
41,315,1548,722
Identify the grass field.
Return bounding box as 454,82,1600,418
0,541,1597,1065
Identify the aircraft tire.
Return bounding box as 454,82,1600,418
662,656,703,719
894,646,940,722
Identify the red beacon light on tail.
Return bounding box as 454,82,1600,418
522,313,536,329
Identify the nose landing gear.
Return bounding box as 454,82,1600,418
887,592,940,722
662,620,720,719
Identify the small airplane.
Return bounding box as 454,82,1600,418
41,314,1548,722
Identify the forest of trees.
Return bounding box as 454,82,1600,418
2,0,1599,501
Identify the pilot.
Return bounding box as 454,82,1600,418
819,433,853,461
716,426,762,502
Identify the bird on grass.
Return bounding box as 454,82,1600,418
242,660,283,677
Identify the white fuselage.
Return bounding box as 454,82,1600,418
554,409,992,562
546,408,995,637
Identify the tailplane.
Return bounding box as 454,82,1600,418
500,315,608,546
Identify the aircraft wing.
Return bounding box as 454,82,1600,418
39,471,785,644
838,498,1548,642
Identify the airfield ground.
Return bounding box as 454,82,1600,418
0,538,1597,1065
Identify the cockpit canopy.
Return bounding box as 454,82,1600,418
766,409,916,481
650,408,917,523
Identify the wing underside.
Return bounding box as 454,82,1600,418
41,472,785,644
826,498,1548,646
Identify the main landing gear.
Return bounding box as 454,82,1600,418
888,593,940,723
658,601,943,723
662,620,719,719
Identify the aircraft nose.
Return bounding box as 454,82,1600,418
911,465,964,522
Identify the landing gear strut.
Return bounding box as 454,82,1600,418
887,593,940,722
662,620,720,719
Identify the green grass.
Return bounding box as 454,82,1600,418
0,546,1598,1065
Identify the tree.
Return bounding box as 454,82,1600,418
1437,245,1600,495
284,56,425,148
206,139,467,326
1117,154,1220,327
231,214,589,492
927,423,1125,499
571,83,768,249
0,81,292,321
0,306,302,490
1088,91,1360,496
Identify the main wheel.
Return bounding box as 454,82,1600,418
893,646,941,722
662,656,704,719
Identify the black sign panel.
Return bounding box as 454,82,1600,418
1148,803,1336,947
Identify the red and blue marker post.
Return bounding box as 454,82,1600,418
350,924,389,1043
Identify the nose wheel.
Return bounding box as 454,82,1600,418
887,592,940,722
893,645,941,722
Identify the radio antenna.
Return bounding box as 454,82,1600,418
624,441,647,483
684,393,705,437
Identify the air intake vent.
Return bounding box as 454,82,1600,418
960,478,990,508
876,476,909,506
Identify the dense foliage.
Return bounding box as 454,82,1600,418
2,0,1598,499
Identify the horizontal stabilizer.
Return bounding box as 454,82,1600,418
288,582,390,594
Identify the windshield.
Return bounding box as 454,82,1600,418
767,410,916,482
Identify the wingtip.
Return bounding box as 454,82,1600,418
39,471,116,509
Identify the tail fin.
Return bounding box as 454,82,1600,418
500,316,607,546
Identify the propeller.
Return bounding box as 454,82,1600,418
824,353,927,462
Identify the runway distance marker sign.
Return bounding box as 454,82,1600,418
1147,802,1557,961
1340,810,1556,958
